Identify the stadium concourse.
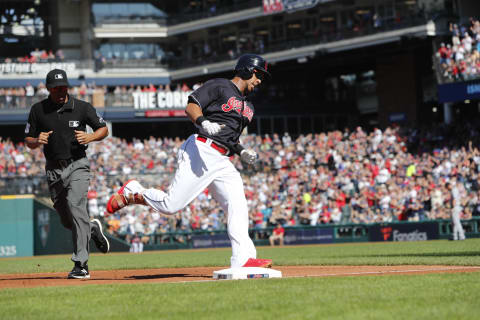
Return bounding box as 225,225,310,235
0,82,197,110
1,123,480,246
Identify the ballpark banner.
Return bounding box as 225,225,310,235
437,80,480,103
132,90,192,109
263,0,332,14
369,222,439,242
283,228,334,245
283,0,321,13
192,233,231,248
263,0,284,14
0,62,76,74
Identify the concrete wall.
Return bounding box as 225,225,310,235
55,0,92,60
458,0,480,21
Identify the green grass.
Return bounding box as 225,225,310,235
1,273,479,320
1,239,480,319
1,239,479,274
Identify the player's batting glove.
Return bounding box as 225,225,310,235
240,149,257,165
202,120,225,135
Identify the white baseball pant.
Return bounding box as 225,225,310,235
452,206,466,240
140,134,256,267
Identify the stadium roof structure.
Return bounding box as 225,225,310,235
0,19,435,87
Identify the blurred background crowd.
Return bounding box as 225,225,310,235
437,18,480,82
1,48,65,64
1,122,479,244
0,82,199,109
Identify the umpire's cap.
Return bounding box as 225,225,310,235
235,54,271,79
46,69,69,89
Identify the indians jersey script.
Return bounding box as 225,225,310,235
189,78,254,148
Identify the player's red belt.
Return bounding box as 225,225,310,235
196,136,228,155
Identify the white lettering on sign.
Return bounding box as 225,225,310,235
157,92,166,108
133,91,192,109
0,245,17,257
0,62,76,74
392,229,427,241
148,92,156,109
467,84,480,95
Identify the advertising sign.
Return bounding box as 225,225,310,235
438,80,480,103
192,233,231,248
369,222,439,242
0,62,76,74
263,0,334,14
132,91,192,109
284,228,334,245
283,0,321,13
263,0,284,14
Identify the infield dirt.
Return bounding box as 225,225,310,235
1,265,479,289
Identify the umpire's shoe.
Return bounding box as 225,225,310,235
91,219,110,253
68,262,90,279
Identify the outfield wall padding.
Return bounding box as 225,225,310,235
0,197,129,257
0,196,34,257
2,196,480,256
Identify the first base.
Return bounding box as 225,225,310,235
213,267,282,280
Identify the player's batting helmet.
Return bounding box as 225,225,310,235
235,54,271,80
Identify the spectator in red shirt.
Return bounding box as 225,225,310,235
269,224,284,246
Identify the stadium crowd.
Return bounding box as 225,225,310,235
1,123,480,244
1,48,65,64
0,82,197,109
437,18,480,82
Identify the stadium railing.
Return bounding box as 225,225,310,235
0,176,47,195
102,59,167,69
93,0,259,27
0,92,117,110
0,14,428,80
114,218,480,251
166,0,259,26
168,15,429,70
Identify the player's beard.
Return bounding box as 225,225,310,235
245,86,259,98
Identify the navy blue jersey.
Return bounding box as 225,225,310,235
189,78,254,148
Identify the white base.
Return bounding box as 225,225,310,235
213,267,282,280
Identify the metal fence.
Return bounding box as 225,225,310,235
0,93,131,109
0,176,48,196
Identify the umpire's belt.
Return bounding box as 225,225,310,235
196,135,229,155
47,156,84,169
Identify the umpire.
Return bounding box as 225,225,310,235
25,69,110,279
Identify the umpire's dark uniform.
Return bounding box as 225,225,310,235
25,69,108,277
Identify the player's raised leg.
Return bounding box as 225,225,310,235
106,135,222,215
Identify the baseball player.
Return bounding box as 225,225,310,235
106,54,273,268
448,181,466,240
